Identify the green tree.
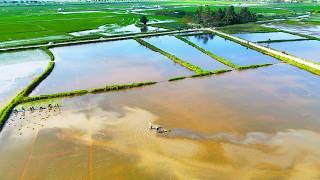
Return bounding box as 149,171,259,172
223,6,237,25
140,16,149,25
239,7,250,23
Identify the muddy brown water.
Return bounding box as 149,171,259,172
1,64,320,179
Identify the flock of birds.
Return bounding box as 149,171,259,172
7,104,62,135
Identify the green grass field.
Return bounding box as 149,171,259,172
0,1,319,48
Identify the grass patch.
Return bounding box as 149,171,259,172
168,76,186,81
134,38,204,73
175,35,238,69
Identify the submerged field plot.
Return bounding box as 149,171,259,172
261,40,320,63
143,35,230,71
233,32,306,42
31,39,193,95
0,50,49,109
186,34,279,66
1,63,320,179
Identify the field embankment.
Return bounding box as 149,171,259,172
0,48,56,129
206,28,320,75
134,38,204,73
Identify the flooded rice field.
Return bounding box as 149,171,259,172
264,23,320,38
0,50,49,108
144,35,230,71
261,40,320,63
31,39,193,95
1,63,320,179
233,32,306,42
186,34,279,66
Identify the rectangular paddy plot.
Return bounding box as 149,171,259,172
0,50,49,108
143,35,230,71
265,23,320,38
31,39,193,95
233,32,306,42
261,40,320,63
185,34,279,67
1,63,320,179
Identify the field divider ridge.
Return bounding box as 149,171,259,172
175,35,275,71
134,37,205,73
205,28,320,75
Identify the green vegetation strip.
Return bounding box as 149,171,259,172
22,82,157,103
190,69,232,78
175,35,238,69
211,30,320,75
134,38,204,73
168,76,186,81
237,63,273,70
40,46,55,61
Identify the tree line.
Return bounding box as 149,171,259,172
194,6,257,27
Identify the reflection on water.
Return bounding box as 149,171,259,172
31,39,192,95
233,32,305,42
144,35,229,71
0,64,320,179
261,40,320,63
186,34,279,66
69,24,165,37
0,50,49,108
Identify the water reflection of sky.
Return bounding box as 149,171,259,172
0,50,49,108
1,63,320,179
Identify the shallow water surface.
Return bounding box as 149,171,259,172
264,23,320,38
0,50,49,108
233,32,305,42
31,39,192,95
1,64,320,179
144,35,230,71
186,34,279,66
261,40,320,63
